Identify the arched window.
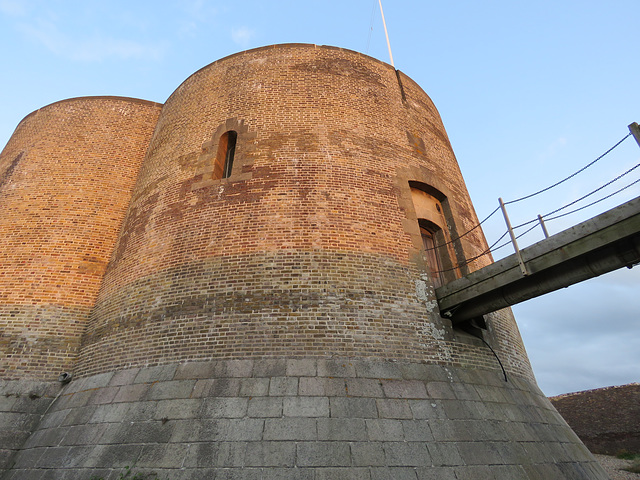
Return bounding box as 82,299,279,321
410,185,459,287
214,131,237,179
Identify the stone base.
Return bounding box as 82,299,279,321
2,359,607,479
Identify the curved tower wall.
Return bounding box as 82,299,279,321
79,45,530,379
1,46,606,479
0,97,162,380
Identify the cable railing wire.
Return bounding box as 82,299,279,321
545,176,640,222
428,128,638,275
540,161,640,219
422,205,500,253
504,132,632,205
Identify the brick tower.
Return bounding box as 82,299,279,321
0,44,606,479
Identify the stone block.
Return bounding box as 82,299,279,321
134,364,178,384
248,397,283,418
148,380,196,400
414,466,459,479
329,397,377,418
451,382,481,401
474,385,508,403
217,359,254,378
398,364,451,383
261,468,314,480
402,420,434,441
209,378,242,397
136,443,190,468
286,358,317,377
113,383,149,403
426,419,457,442
409,399,446,420
202,397,248,418
370,467,419,480
296,441,351,467
252,359,286,377
239,378,270,397
426,442,464,467
59,406,94,427
89,443,143,468
456,441,504,465
440,399,474,420
317,418,367,441
0,429,31,449
365,419,405,441
384,442,431,466
382,380,428,399
168,419,201,443
245,441,296,467
263,418,317,441
79,373,116,391
196,419,233,442
126,401,158,421
10,446,45,468
187,441,246,468
351,441,386,466
426,382,457,400
155,398,201,420
174,361,217,379
223,419,264,441
299,377,346,397
59,423,107,446
269,377,298,396
88,403,131,424
317,359,356,378
35,446,72,468
108,368,140,386
314,467,372,479
376,399,413,419
346,378,384,397
354,361,403,379
283,397,329,417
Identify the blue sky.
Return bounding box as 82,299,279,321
1,0,638,396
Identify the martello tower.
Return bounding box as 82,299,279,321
0,45,606,479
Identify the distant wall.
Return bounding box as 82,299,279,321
550,384,640,454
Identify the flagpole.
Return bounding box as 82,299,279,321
378,0,394,67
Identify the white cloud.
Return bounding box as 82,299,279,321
17,18,164,62
0,0,29,16
231,26,254,47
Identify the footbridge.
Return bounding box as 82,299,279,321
436,195,640,323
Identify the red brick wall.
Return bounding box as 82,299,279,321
550,384,640,454
0,97,162,380
78,45,532,380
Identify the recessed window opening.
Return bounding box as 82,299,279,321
214,130,237,179
420,220,444,289
410,184,462,286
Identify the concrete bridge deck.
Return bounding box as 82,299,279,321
436,196,640,323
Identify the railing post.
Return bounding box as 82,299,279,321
499,198,528,276
630,122,640,148
538,214,550,238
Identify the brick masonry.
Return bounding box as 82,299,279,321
78,44,531,381
550,383,640,455
0,97,162,380
0,44,607,478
